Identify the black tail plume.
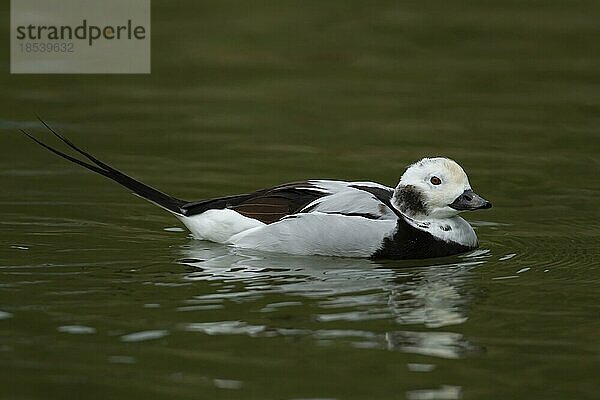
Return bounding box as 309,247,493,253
21,118,188,215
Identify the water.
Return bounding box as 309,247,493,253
1,1,600,399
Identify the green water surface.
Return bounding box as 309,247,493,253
1,1,599,399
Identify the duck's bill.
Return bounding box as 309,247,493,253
449,189,492,211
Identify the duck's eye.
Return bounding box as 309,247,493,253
430,176,442,185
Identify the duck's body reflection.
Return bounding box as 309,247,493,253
179,241,490,359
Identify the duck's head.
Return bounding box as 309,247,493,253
392,157,492,219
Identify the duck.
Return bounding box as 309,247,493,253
20,120,492,260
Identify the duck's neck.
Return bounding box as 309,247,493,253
392,184,430,220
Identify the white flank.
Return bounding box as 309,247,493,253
229,212,397,257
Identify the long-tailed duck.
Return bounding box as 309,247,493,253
21,121,491,259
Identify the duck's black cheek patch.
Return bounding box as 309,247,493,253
440,225,452,232
395,185,428,215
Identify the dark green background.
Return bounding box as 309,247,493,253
1,1,599,399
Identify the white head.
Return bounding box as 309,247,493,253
392,157,491,219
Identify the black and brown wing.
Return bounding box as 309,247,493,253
181,182,327,224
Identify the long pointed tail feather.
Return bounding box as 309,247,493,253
21,120,188,215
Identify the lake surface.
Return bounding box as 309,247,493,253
1,1,599,399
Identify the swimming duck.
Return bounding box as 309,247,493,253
21,121,491,259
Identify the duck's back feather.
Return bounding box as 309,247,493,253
181,180,396,223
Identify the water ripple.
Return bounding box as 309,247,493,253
181,320,481,359
120,330,169,342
